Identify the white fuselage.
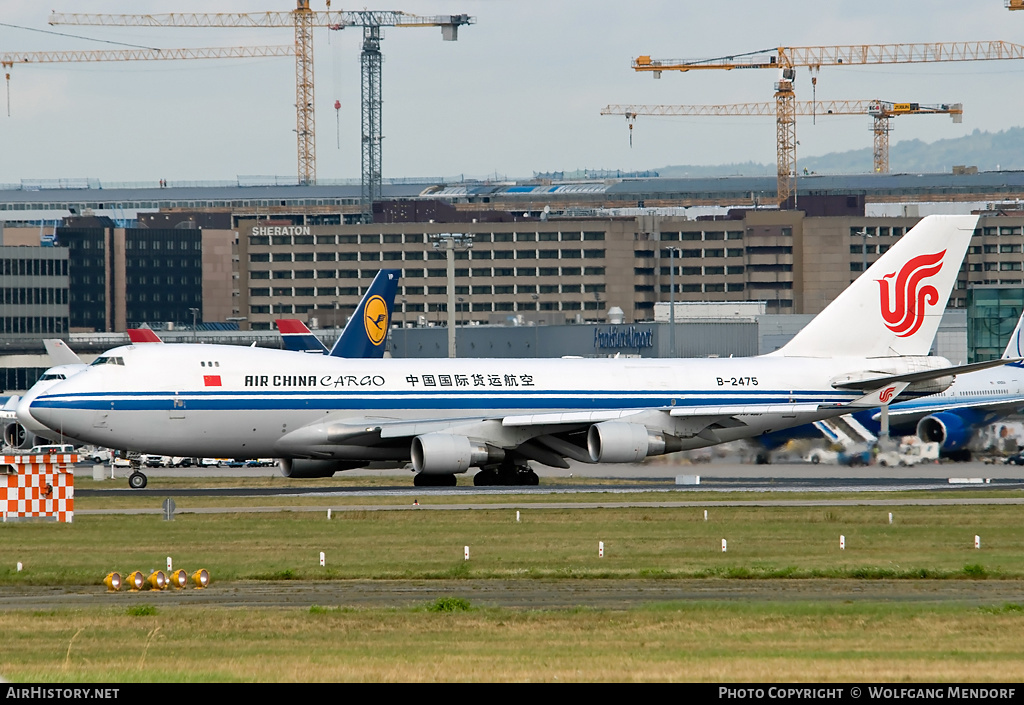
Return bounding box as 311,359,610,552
29,343,944,461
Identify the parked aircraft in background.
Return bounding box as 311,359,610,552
126,329,164,344
3,340,86,449
31,215,1009,487
757,309,1024,462
277,268,400,357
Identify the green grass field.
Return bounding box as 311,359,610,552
3,487,1024,681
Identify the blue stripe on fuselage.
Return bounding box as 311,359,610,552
32,387,857,413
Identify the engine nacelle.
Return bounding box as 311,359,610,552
3,422,37,450
279,458,368,478
904,376,954,396
916,412,972,451
587,422,665,463
411,434,493,475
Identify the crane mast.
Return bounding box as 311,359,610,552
633,41,1024,204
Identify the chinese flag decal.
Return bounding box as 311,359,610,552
203,375,222,387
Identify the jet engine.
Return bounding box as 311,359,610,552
3,421,37,450
410,433,495,475
587,422,666,463
279,458,369,478
916,412,972,451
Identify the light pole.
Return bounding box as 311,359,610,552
665,247,680,358
430,233,474,358
188,307,199,343
854,229,875,273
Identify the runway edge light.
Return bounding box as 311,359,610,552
169,569,188,589
103,572,122,592
125,571,146,591
147,570,168,590
191,568,210,588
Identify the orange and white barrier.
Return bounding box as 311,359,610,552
1,454,76,523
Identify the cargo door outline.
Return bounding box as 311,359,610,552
170,392,186,420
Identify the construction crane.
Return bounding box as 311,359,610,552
633,42,1024,205
1,46,294,118
600,100,963,175
51,2,475,220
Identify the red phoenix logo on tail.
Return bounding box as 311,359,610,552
877,250,946,338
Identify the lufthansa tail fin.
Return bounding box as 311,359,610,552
275,319,330,354
127,328,164,344
42,339,82,366
774,214,978,359
329,269,401,358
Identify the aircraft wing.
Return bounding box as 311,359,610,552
879,395,1024,420
275,401,836,468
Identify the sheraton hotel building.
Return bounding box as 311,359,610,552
3,171,1024,387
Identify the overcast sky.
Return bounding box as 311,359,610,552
3,1,1024,185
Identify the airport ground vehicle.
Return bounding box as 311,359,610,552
27,443,75,455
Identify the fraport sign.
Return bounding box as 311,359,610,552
594,325,654,350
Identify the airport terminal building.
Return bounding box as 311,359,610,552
1,172,1024,390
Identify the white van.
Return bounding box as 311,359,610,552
28,444,76,455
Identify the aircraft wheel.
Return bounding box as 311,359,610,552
414,473,457,487
810,455,820,465
474,469,498,486
128,472,148,489
521,469,540,486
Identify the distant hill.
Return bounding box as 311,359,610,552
655,127,1024,177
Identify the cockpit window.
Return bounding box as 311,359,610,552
90,356,125,366
38,373,67,381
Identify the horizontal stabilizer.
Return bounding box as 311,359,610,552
833,357,1024,391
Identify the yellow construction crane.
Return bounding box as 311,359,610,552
1,46,294,118
633,42,1024,204
51,2,475,204
600,100,963,174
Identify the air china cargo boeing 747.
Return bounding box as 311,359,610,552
30,215,1006,486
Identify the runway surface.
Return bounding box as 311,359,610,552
2,579,1022,611
9,459,1024,611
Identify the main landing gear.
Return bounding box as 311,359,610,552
128,471,148,489
413,472,457,487
472,459,539,487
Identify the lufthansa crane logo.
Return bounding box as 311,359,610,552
363,295,389,346
877,250,945,338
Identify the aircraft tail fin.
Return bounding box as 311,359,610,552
329,269,401,358
275,319,329,354
1001,308,1024,361
42,339,82,366
127,328,164,344
774,215,978,359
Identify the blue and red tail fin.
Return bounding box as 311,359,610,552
127,329,163,344
275,319,329,354
329,269,401,358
